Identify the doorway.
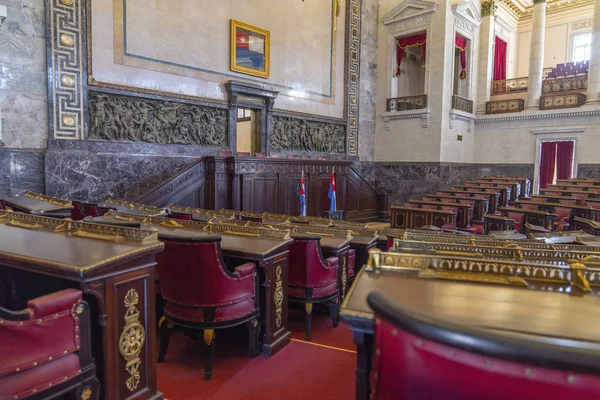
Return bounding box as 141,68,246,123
538,141,575,190
236,108,261,156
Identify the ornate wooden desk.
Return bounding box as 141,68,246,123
341,250,600,400
572,217,600,236
92,213,293,356
407,200,473,228
424,194,488,222
390,206,456,229
441,188,501,213
2,192,73,216
0,211,165,400
499,207,557,233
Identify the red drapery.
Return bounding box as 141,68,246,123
455,35,467,79
539,142,557,190
494,37,507,81
556,141,574,180
396,34,426,77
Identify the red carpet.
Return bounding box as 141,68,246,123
157,311,356,399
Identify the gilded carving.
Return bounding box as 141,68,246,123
89,92,227,146
274,266,284,328
119,289,146,392
203,329,215,345
341,254,347,298
480,1,497,17
80,387,92,400
271,116,345,153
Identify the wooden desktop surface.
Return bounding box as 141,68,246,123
3,195,72,213
0,222,162,277
342,268,600,344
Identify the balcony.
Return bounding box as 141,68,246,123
491,77,528,95
540,93,586,110
486,99,525,114
386,95,428,112
542,75,587,93
451,95,473,114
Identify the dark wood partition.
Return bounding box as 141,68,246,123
135,157,387,222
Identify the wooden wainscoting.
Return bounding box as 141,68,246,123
135,157,387,222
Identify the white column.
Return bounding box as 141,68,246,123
526,0,547,109
476,4,495,114
586,0,600,104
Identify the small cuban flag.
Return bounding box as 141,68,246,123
300,169,306,216
236,31,265,69
328,170,337,212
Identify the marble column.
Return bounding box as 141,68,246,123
476,1,497,114
526,0,547,109
586,0,600,104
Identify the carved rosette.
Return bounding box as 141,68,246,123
119,289,146,392
274,266,284,329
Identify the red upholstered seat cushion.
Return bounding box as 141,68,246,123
1,354,81,400
165,298,257,323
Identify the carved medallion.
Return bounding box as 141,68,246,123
274,266,284,329
119,289,146,392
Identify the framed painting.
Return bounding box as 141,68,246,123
230,19,270,78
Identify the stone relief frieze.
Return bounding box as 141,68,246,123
572,19,592,30
455,15,475,35
387,15,432,35
88,92,227,146
271,116,346,153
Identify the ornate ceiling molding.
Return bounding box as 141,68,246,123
499,0,595,21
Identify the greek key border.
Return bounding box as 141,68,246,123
345,0,361,156
46,0,86,140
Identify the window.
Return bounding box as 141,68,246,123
572,33,591,63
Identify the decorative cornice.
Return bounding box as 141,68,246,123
533,0,546,4
382,109,430,128
505,0,595,21
476,108,600,123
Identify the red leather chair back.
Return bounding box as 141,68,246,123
169,211,192,220
520,203,538,210
367,292,600,400
71,200,86,220
157,235,255,308
554,207,571,223
288,236,336,288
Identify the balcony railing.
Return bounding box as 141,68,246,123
543,67,553,80
486,99,525,114
491,77,528,95
540,93,586,110
542,75,587,93
386,95,428,112
452,95,473,114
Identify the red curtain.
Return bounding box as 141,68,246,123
494,37,507,81
539,142,557,190
396,34,426,77
556,141,574,180
455,35,467,79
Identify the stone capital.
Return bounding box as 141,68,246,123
481,0,497,17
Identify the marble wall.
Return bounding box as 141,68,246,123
44,141,223,202
0,148,45,196
358,0,378,161
354,162,535,206
0,0,47,148
577,164,600,179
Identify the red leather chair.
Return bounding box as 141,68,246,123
71,200,86,220
0,289,99,400
288,235,340,340
506,212,523,232
367,291,600,400
554,207,571,231
156,234,260,380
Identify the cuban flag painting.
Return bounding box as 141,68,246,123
328,171,337,212
300,170,307,216
236,29,266,72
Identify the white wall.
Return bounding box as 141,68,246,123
516,5,594,77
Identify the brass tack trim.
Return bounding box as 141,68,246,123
15,368,20,372
525,368,534,377
391,329,398,336
33,362,37,366
568,375,577,384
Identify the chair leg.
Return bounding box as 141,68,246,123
305,303,313,341
203,329,215,380
246,318,260,357
157,316,171,363
330,297,339,327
